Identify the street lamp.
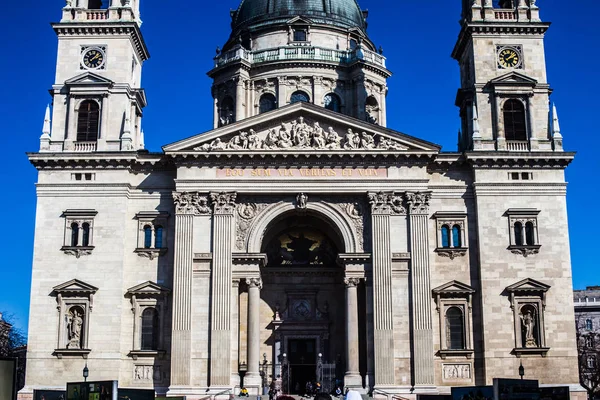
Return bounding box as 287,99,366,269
83,362,89,382
518,361,525,380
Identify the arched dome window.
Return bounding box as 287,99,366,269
290,91,310,104
324,93,341,113
259,93,277,114
77,100,100,142
219,96,235,127
503,99,527,141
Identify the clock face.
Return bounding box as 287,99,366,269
82,48,105,70
498,47,521,69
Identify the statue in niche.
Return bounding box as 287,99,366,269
520,308,538,348
67,308,83,349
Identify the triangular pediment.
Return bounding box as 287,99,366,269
433,280,475,295
287,16,313,25
65,72,114,86
163,102,440,155
126,281,170,296
53,279,98,294
489,71,538,87
506,278,551,294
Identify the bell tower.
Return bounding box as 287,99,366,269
452,0,563,152
40,0,149,153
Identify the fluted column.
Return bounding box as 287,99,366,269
170,192,211,388
210,192,237,387
406,192,434,387
231,279,241,386
245,277,263,388
344,277,362,387
368,192,401,387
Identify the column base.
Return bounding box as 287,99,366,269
244,372,262,394
344,372,363,389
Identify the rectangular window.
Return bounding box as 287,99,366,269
293,29,307,42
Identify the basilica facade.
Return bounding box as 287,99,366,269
23,0,584,399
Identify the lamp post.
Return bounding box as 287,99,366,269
83,362,89,382
518,361,525,380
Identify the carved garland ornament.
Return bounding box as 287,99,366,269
194,117,407,152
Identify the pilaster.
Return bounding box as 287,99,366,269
170,192,211,388
406,192,435,387
209,192,237,387
368,192,402,387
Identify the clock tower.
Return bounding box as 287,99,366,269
452,0,562,153
40,0,149,153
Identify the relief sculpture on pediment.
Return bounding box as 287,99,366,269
194,116,408,152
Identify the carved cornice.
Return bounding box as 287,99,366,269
210,192,238,214
367,192,405,215
405,192,431,215
173,192,211,215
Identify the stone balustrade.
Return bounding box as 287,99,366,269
494,9,516,20
61,8,138,24
506,140,529,152
214,45,387,69
73,141,97,152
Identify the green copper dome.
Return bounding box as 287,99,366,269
232,0,367,32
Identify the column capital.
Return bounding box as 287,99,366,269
173,192,211,215
232,279,241,288
367,191,405,215
210,191,238,214
247,277,263,289
405,192,432,215
344,277,362,288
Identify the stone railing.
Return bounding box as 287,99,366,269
494,9,516,20
214,45,387,69
73,141,98,152
506,140,529,152
86,10,109,20
61,8,138,24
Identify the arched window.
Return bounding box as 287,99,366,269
290,91,310,104
452,225,462,248
525,222,535,246
441,225,451,248
589,356,597,369
81,223,90,247
259,94,277,114
77,101,100,142
586,335,595,348
514,222,523,246
155,226,164,249
143,225,152,249
71,223,79,247
503,99,527,141
586,319,593,331
219,97,235,127
324,93,341,113
141,308,159,350
446,307,465,350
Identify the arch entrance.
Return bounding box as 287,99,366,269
255,212,359,394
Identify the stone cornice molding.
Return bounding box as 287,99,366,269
173,192,211,216
367,192,405,215
210,192,238,214
405,192,431,215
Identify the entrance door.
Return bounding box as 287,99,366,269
288,339,317,394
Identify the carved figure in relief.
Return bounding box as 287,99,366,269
247,129,261,149
296,193,308,209
344,129,359,149
361,132,375,149
228,131,249,150
263,128,280,149
278,124,293,148
325,127,341,149
312,122,326,148
521,309,537,347
67,309,83,349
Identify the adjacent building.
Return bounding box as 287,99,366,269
22,0,585,399
574,287,600,399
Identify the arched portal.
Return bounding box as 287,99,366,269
249,210,363,394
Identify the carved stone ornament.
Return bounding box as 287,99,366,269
238,203,257,220
442,364,471,381
173,192,211,215
344,277,362,287
296,193,308,209
510,246,541,257
194,116,408,152
247,277,263,289
62,247,94,259
368,192,405,215
405,192,431,215
210,192,237,214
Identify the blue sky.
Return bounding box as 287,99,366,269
0,1,598,333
